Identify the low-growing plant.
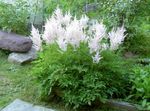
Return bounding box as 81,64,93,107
130,65,150,110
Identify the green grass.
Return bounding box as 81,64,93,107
0,54,72,110
0,54,32,107
0,53,54,109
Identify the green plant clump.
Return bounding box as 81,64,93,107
130,65,150,110
0,0,29,35
32,44,131,109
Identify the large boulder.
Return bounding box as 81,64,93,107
0,31,32,52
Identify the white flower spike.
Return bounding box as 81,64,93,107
108,25,126,50
30,25,42,51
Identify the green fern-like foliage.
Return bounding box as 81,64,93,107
32,44,131,109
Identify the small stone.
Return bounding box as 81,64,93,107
124,51,138,58
8,47,37,64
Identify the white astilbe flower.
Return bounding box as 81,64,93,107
56,25,67,51
53,6,63,21
79,15,89,28
65,18,86,48
92,22,106,40
92,52,102,63
42,17,58,44
56,37,67,51
61,11,72,26
56,24,66,38
88,37,100,53
88,22,106,53
108,25,126,50
30,25,42,51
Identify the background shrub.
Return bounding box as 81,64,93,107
125,0,150,56
0,0,29,35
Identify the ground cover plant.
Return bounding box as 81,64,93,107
0,52,31,107
129,65,150,110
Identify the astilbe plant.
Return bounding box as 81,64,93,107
31,7,128,109
30,7,126,63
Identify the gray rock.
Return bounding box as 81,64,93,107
106,99,138,111
32,106,54,111
1,99,33,111
83,3,99,13
1,99,55,111
0,30,32,52
8,47,37,64
124,51,138,58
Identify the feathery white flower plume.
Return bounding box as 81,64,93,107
61,11,72,26
30,25,42,51
56,37,67,51
42,17,58,44
65,18,86,48
108,25,126,50
88,22,106,54
53,6,63,21
92,52,102,63
88,37,100,53
79,15,89,28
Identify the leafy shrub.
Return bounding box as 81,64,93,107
0,0,29,35
130,65,150,109
32,44,131,109
127,27,150,56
